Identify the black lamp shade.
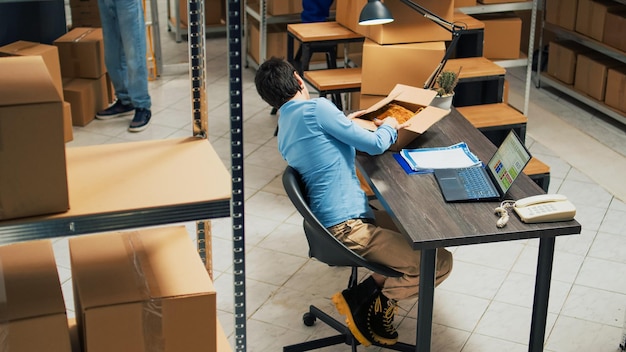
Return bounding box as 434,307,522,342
359,0,394,25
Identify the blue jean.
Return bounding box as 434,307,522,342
301,0,334,23
98,0,151,109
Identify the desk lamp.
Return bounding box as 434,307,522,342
359,0,466,90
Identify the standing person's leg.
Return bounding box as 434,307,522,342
96,0,135,119
116,0,152,131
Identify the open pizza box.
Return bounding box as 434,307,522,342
353,83,450,152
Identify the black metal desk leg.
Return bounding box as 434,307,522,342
416,248,437,352
529,237,556,352
287,34,295,64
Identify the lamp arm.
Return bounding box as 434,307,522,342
423,31,461,89
398,0,457,33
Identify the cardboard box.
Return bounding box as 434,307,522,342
547,40,591,84
455,0,476,7
70,6,102,28
473,12,522,60
574,52,622,101
54,27,106,79
575,0,625,42
603,10,626,52
69,226,218,352
69,0,101,28
478,0,526,3
545,0,578,30
516,9,557,55
361,39,445,96
174,0,224,26
604,66,626,113
267,0,302,16
63,101,74,142
359,93,386,110
63,75,109,126
337,0,454,45
247,18,289,65
0,40,64,99
353,84,449,151
0,56,69,220
0,240,72,351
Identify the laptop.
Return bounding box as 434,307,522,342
434,130,532,202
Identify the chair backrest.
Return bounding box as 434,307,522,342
282,166,403,278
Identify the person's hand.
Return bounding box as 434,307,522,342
374,116,411,130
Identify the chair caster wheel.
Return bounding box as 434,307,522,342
303,312,316,326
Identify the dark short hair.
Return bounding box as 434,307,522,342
255,57,301,110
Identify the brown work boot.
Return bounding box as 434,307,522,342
331,276,378,346
367,292,399,345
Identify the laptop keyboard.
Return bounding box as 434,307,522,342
457,167,498,198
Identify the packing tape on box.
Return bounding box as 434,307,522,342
0,261,8,349
125,232,165,352
72,28,96,43
4,41,39,53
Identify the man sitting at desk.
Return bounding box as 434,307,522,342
254,57,453,346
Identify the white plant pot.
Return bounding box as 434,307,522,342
431,93,454,110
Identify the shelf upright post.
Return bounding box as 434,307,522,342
188,0,208,136
227,0,247,350
523,0,538,115
260,0,268,63
148,0,163,76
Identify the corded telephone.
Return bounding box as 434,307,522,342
513,194,576,223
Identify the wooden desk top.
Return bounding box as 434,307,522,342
356,109,580,250
457,103,528,128
287,21,365,43
445,57,506,79
303,67,362,90
0,137,231,243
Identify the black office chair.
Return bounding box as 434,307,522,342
282,166,415,352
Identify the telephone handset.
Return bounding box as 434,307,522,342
513,194,576,223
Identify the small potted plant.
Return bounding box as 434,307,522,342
431,67,461,110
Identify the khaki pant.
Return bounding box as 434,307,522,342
331,215,453,301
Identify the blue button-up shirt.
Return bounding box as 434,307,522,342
278,97,397,228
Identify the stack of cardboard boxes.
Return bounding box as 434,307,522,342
0,56,70,221
0,226,227,352
336,0,451,107
545,0,626,114
54,27,113,127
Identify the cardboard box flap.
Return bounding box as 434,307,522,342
0,240,67,321
70,226,215,310
389,83,438,105
357,84,443,133
0,56,61,105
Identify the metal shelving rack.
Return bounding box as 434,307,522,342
188,0,247,349
167,0,227,43
1,0,247,350
243,0,335,68
226,0,247,348
458,0,539,116
535,0,626,126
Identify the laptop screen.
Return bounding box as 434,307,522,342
486,130,532,195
